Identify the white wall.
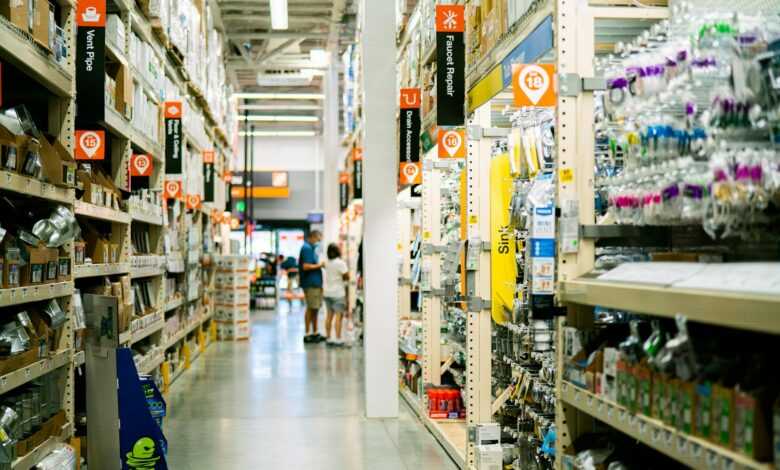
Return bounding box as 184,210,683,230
235,136,323,172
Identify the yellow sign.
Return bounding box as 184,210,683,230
559,167,574,184
490,152,515,325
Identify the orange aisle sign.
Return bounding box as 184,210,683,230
164,180,182,199
202,150,215,163
130,154,153,176
438,128,466,158
223,170,232,182
512,64,557,107
399,162,422,186
75,130,105,160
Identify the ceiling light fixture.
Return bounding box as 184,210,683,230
239,115,319,122
269,0,288,30
238,104,322,111
239,130,317,137
232,92,325,100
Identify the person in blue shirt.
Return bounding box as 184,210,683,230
299,230,325,343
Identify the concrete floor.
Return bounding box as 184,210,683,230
164,304,458,469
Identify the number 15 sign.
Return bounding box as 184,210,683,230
512,64,556,108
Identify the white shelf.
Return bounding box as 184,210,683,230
560,278,780,334
73,263,130,279
0,171,74,204
130,207,164,226
0,349,71,394
101,104,132,140
560,381,773,470
164,313,206,349
0,17,72,97
120,311,164,345
12,423,72,470
130,264,164,279
130,126,163,159
165,296,184,311
74,201,131,224
0,282,73,307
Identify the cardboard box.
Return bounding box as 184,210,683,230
215,305,249,322
45,247,58,282
476,444,503,470
0,0,29,32
57,256,70,281
712,384,735,448
31,0,47,48
22,245,47,285
40,136,76,188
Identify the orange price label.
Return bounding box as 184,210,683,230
75,130,105,160
130,154,153,176
164,180,182,200
399,162,422,186
437,128,466,159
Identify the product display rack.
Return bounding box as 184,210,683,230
0,0,78,465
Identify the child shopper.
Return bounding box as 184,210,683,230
324,243,349,346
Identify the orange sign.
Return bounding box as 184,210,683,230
437,128,466,158
75,130,105,160
512,64,557,107
202,150,215,164
399,162,422,186
164,101,182,119
77,0,106,27
339,172,350,184
164,180,182,200
399,88,421,109
130,154,153,176
352,147,363,161
436,5,464,33
223,170,232,182
186,194,202,210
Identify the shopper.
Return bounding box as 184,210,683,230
324,243,349,346
299,230,325,343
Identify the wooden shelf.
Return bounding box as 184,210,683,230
0,282,73,307
74,201,131,224
120,311,164,345
12,423,72,470
0,349,71,395
73,263,130,279
0,171,74,204
130,207,164,226
560,381,773,470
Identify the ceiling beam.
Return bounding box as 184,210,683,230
231,31,330,40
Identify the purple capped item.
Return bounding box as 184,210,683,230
662,184,680,201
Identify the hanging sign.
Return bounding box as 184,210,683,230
203,150,215,202
352,147,364,199
164,101,183,174
75,130,105,160
437,128,466,159
164,180,182,200
223,169,232,182
339,172,349,211
512,64,557,108
186,194,202,210
130,154,153,176
76,0,106,123
399,162,422,186
399,88,421,164
436,5,465,126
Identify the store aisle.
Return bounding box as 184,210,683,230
164,304,458,469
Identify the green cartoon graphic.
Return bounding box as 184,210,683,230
126,437,160,469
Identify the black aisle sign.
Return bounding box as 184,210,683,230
436,5,465,126
164,102,183,174
339,173,349,211
76,0,106,123
352,147,364,200
399,88,421,164
203,150,215,202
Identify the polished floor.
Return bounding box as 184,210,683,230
165,303,458,469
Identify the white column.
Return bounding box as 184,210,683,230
323,59,342,244
361,0,398,418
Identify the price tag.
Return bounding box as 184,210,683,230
639,421,648,435
677,437,688,453
1,377,7,389
573,390,580,402
706,450,718,467
607,405,615,419
691,443,702,458
619,410,627,422
651,428,661,442
25,368,31,379
664,431,673,447
587,396,594,407
722,458,734,470
597,402,605,414
21,288,27,299
629,415,638,429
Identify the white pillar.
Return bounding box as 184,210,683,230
323,58,342,244
361,0,398,418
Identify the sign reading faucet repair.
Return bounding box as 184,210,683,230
436,5,465,126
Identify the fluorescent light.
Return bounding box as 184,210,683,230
270,0,288,30
239,115,319,122
232,92,325,100
238,104,322,111
239,130,317,137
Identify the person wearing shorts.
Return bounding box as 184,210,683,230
323,243,349,346
299,230,324,343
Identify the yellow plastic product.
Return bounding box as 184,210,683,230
490,152,516,325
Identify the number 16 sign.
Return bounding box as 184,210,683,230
512,64,556,108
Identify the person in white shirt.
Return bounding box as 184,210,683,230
323,243,349,346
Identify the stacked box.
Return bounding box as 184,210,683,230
214,256,251,341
